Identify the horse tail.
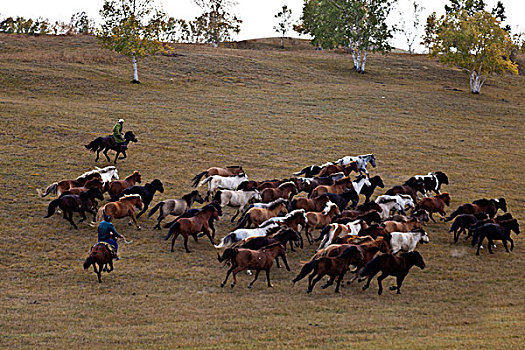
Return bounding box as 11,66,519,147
38,182,58,197
360,255,385,278
292,259,320,285
165,221,180,240
385,188,395,196
200,176,212,187
85,137,102,152
214,234,234,249
445,208,461,222
44,198,61,218
148,201,164,217
449,218,461,232
217,247,238,262
163,219,177,229
213,190,222,205
235,213,251,230
192,171,208,187
314,225,331,242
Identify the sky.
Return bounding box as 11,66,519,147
1,0,523,53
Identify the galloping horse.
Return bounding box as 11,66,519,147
85,131,138,164
445,198,507,221
317,162,358,177
37,166,118,197
260,182,298,203
119,179,164,217
415,193,451,222
236,200,288,229
58,178,104,197
148,190,204,230
334,154,376,176
83,243,114,283
45,188,104,229
96,194,144,229
107,171,142,200
192,166,244,187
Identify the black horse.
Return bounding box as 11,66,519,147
119,179,164,218
472,219,520,255
360,175,385,203
44,188,104,229
326,190,359,211
85,131,138,164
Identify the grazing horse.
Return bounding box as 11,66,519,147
390,228,429,254
445,198,507,221
261,182,298,203
45,188,104,229
164,205,219,252
316,220,365,251
85,131,138,164
107,171,142,200
334,154,376,176
120,179,164,218
236,200,288,229
360,175,385,203
382,218,422,234
472,219,520,255
318,162,358,177
292,245,364,293
192,166,244,187
59,178,105,197
407,171,449,197
415,193,451,222
83,243,114,283
360,251,426,295
37,166,119,198
214,223,281,249
96,194,144,229
201,174,249,201
218,243,289,288
449,213,489,243
305,202,340,245
148,190,204,230
291,194,330,212
213,189,261,222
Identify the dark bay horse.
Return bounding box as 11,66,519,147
85,131,138,164
445,198,507,221
83,243,114,283
107,171,142,200
45,188,104,229
415,193,451,222
119,179,164,218
472,219,520,255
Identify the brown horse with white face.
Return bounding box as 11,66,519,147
96,194,144,229
260,182,298,203
192,166,244,187
107,171,142,200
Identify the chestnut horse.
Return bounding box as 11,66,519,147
309,177,353,198
235,200,288,228
291,194,330,213
165,205,219,253
305,202,340,244
107,171,142,200
415,193,451,222
59,178,105,197
317,162,358,177
218,243,289,288
445,198,507,221
83,243,113,283
382,218,422,234
385,180,426,202
192,166,244,187
261,182,298,203
96,194,144,229
38,172,102,198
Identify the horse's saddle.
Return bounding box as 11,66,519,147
92,242,116,257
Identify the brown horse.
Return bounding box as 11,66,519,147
291,194,330,213
261,182,298,203
445,198,507,221
305,203,340,244
236,201,288,228
59,178,105,197
338,201,382,220
360,251,426,295
192,166,244,187
415,193,451,222
317,162,359,177
107,171,142,200
83,243,114,283
310,177,352,198
45,188,104,229
96,194,144,229
164,204,219,253
383,218,422,233
218,243,289,288
292,245,363,293
358,224,389,239
385,209,430,224
385,181,426,202
38,172,103,198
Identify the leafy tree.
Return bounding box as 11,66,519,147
490,1,510,32
0,16,50,35
398,1,424,54
430,10,517,94
298,0,397,73
421,11,437,54
444,0,486,15
274,5,293,49
163,17,190,43
191,0,242,47
98,0,168,83
70,11,94,34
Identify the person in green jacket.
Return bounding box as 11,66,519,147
112,118,125,144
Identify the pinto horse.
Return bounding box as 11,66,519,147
85,131,138,164
407,171,449,197
192,166,244,187
261,182,298,203
360,251,426,295
259,209,308,250
334,154,376,176
165,205,219,252
107,171,142,200
96,194,144,229
45,188,104,229
415,193,451,222
83,243,114,283
360,175,385,203
445,198,507,221
218,243,289,288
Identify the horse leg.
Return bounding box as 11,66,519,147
508,237,514,251
78,211,87,223
231,266,244,288
192,234,198,242
390,275,406,294
362,276,373,291
119,150,127,160
231,209,240,223
275,256,281,268
265,269,273,288
107,260,114,273
129,211,141,230
97,263,102,283
210,220,216,238
487,238,494,254
377,273,387,295
113,151,120,164
476,236,484,256
66,210,78,229
170,232,180,252
248,269,260,288
305,226,313,245
204,227,216,245
95,148,100,162
321,276,336,289
103,147,111,162
183,235,191,253
334,272,346,293
308,274,324,293
221,266,235,287
502,239,510,253
136,204,148,218
429,212,437,223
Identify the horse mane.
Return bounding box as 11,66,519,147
285,209,305,219
226,165,242,169
356,201,381,211
354,174,367,182
268,200,286,210
182,190,199,201
335,177,350,184
261,242,284,251
278,181,296,188
96,166,116,174
376,197,396,204
76,169,101,181
125,171,141,180
119,194,142,201
472,198,493,206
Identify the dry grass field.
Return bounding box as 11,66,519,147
0,34,524,349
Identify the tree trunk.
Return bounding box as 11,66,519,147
469,71,482,94
351,50,357,70
132,54,140,84
359,51,367,73
280,36,284,49
356,51,361,71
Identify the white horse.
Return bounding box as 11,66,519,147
214,223,280,249
390,228,430,254
334,154,376,175
200,174,249,201
352,175,372,195
213,189,261,222
376,194,415,214
94,166,119,183
259,209,308,231
377,199,404,220
317,220,364,251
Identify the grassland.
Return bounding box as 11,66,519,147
0,34,524,349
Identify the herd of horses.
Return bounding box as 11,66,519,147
39,154,519,290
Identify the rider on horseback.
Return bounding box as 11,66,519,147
98,214,126,260
112,119,127,150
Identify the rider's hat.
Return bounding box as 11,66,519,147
118,118,124,123
104,215,112,221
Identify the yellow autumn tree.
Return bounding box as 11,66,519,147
98,0,167,83
431,10,517,94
